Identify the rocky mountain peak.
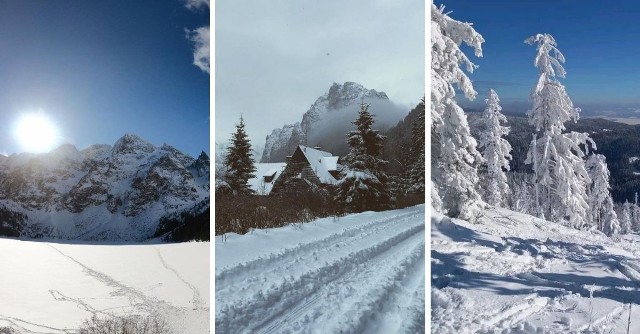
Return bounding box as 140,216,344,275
261,81,400,163
0,134,209,241
112,133,155,156
325,82,388,110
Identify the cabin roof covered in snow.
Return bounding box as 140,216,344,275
298,145,339,184
248,162,287,195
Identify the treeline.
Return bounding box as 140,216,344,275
469,114,640,203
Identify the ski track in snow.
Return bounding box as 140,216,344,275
154,247,205,311
46,244,161,314
215,205,426,334
432,206,640,333
0,241,208,334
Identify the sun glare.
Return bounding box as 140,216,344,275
13,113,60,153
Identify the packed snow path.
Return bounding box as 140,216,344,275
432,206,640,333
215,205,426,334
0,240,209,334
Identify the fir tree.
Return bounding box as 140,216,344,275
586,154,619,235
633,193,640,232
431,4,485,221
524,33,594,228
223,116,257,194
620,201,633,234
478,89,512,207
335,102,391,212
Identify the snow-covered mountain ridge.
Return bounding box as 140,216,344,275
0,134,210,241
432,206,640,333
260,81,406,162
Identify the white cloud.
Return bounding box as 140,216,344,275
185,0,209,11
188,26,210,74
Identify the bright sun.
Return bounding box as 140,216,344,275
13,113,60,153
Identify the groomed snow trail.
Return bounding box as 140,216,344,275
215,204,426,334
432,206,640,333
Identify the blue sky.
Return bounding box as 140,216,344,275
0,0,209,156
437,1,640,115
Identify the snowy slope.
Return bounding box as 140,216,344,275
215,205,426,334
0,239,209,334
432,206,640,333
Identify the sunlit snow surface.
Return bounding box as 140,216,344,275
432,206,640,333
0,240,209,333
215,205,426,334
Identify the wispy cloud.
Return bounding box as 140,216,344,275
188,26,210,74
183,0,209,74
185,0,209,11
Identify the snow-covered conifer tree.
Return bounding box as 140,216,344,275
586,154,619,235
632,192,640,232
431,4,485,221
406,99,425,194
223,116,257,194
335,102,391,212
620,201,633,234
524,33,595,228
478,89,512,207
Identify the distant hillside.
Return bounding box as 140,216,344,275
468,112,640,202
383,101,425,176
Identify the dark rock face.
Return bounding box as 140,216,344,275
0,134,210,241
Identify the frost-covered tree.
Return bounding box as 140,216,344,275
223,116,256,194
620,201,633,234
478,89,512,207
586,154,619,235
335,102,391,212
632,192,640,232
524,33,594,228
507,172,535,216
431,4,485,221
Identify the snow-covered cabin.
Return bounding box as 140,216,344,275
271,145,341,195
247,162,287,195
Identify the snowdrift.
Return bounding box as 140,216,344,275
432,206,640,333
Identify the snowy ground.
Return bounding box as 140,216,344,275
215,205,426,334
432,206,640,333
0,239,209,334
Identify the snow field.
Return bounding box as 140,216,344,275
432,207,640,333
0,239,209,334
215,204,426,334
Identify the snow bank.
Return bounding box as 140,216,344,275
432,206,640,333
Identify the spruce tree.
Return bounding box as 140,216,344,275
431,4,485,221
633,193,640,232
586,154,619,235
621,201,633,234
223,116,257,194
478,89,512,207
524,33,594,228
335,102,391,212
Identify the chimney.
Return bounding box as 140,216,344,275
286,155,292,164
313,146,321,150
